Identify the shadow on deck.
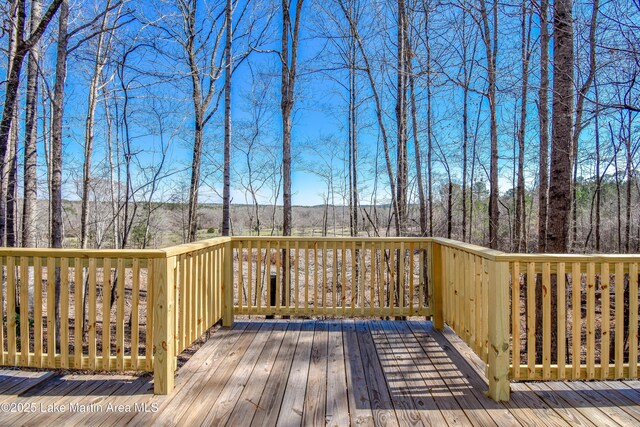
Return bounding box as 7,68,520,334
1,320,639,426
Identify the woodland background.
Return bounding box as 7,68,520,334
1,0,639,254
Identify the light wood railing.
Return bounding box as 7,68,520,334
0,248,165,372
231,237,432,318
2,236,639,400
506,254,639,382
430,238,510,401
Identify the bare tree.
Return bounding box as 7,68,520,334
0,0,63,245
21,0,42,248
570,0,598,250
222,0,233,236
547,0,574,253
514,0,533,252
537,0,550,252
478,0,499,249
280,0,304,236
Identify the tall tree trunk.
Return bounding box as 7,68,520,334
537,0,550,252
348,7,359,238
409,63,425,236
0,0,64,245
281,0,304,237
395,0,408,237
479,0,499,249
6,118,18,247
50,0,69,352
22,0,42,248
80,7,112,249
547,0,574,253
222,0,233,237
340,0,399,238
571,0,598,251
515,0,532,252
594,79,601,251
624,109,632,252
424,2,433,237
461,5,469,242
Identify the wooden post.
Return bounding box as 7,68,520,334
153,256,176,395
223,241,234,327
431,241,444,330
487,259,510,401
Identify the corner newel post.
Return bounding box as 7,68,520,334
153,255,176,395
487,258,510,401
431,241,444,331
223,240,234,327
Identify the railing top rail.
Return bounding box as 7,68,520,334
430,237,504,261
4,236,639,261
495,253,640,262
0,247,167,259
230,236,431,243
161,236,231,257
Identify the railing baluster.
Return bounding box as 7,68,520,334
116,258,125,370
409,242,414,316
266,240,272,314
630,263,638,378
557,262,566,380
286,241,291,314
248,240,253,314
87,258,97,369
34,257,43,367
587,262,596,379
0,259,4,366
614,262,624,378
304,241,309,313
256,240,262,312
146,259,153,371
527,261,535,379
237,242,243,312
7,257,16,366
295,240,299,313
74,257,83,369
601,262,610,378
511,261,520,380
47,257,56,368
360,241,366,316
351,241,356,316
543,262,551,380
332,241,338,315
132,258,140,370
103,258,111,369
474,255,482,355
571,262,581,379
370,242,375,315
20,257,29,367
400,242,406,316
60,258,69,369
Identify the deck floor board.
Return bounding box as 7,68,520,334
1,320,638,426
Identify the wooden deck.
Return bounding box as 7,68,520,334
1,320,639,426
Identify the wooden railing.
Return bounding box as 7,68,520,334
231,237,432,318
0,248,165,371
430,238,510,401
506,254,639,382
1,236,639,400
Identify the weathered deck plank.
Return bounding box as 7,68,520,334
1,320,638,427
225,322,288,426
342,320,375,427
302,321,327,427
249,321,302,427
326,321,349,427
355,320,401,426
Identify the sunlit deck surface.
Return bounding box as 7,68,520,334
1,320,639,426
